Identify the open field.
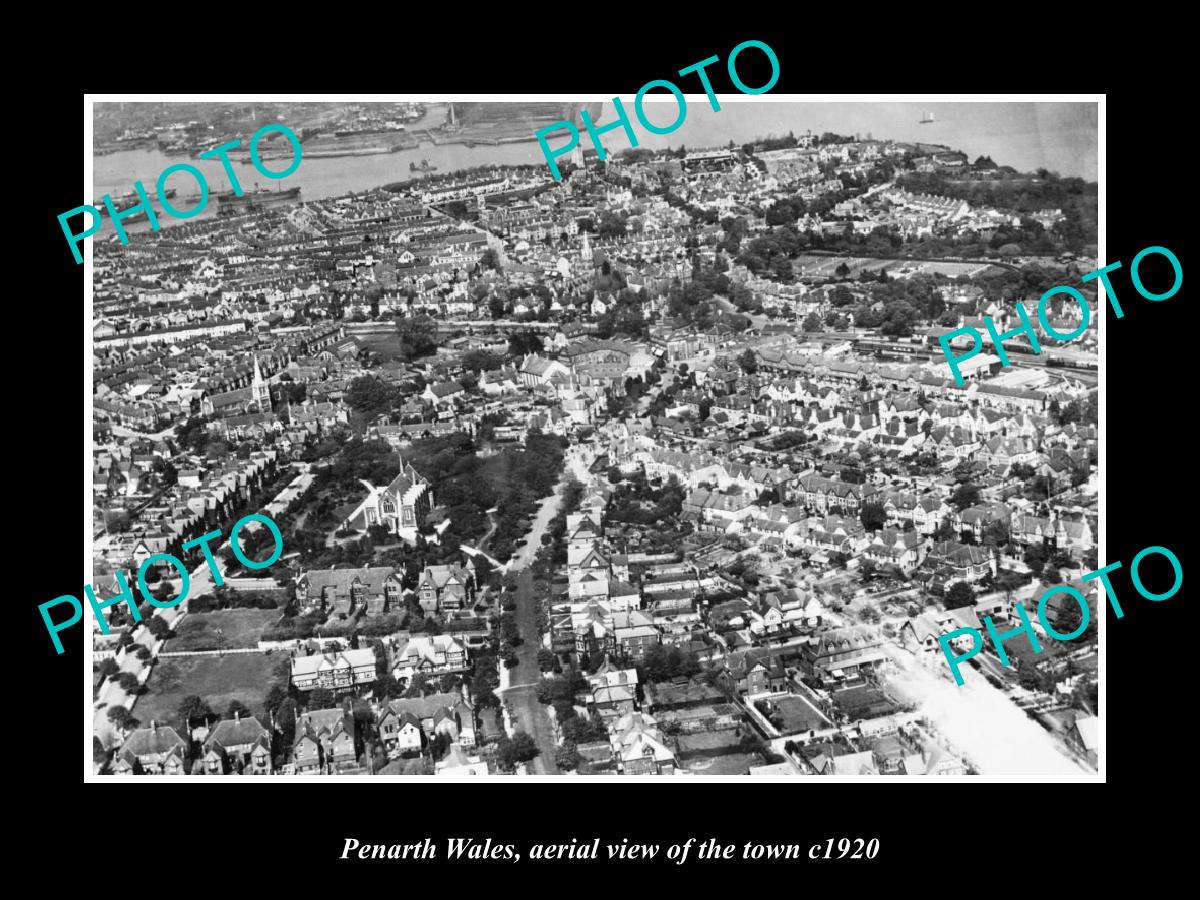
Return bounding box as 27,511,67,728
136,652,280,729
167,609,282,652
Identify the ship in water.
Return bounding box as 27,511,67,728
218,185,301,216
410,158,438,172
919,111,935,125
94,187,176,212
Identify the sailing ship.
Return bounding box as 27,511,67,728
919,111,935,125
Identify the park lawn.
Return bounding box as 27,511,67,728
136,652,280,730
167,609,281,652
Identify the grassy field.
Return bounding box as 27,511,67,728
167,609,281,652
357,333,408,364
136,652,281,729
772,695,829,733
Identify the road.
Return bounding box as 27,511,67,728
883,643,1092,777
502,569,559,774
492,450,597,775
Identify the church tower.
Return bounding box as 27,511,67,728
580,229,591,263
251,354,272,412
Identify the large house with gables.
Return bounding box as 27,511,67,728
295,566,404,617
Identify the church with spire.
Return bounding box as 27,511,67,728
201,353,275,418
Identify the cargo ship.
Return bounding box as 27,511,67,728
94,187,176,212
410,158,437,172
217,185,301,215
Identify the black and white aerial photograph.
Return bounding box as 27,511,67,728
86,97,1101,781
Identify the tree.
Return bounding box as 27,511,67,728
982,519,1010,550
1025,543,1048,578
98,657,120,680
802,312,823,333
945,582,976,610
275,697,298,746
116,672,140,693
737,349,758,374
178,695,214,729
498,731,540,770
1053,595,1085,636
264,686,289,718
488,293,506,319
396,315,438,361
933,516,957,542
144,616,173,641
107,706,137,731
404,673,430,698
1018,660,1046,692
479,248,502,272
346,376,399,419
428,732,451,760
536,648,557,672
950,482,980,511
462,349,503,374
556,742,583,771
860,502,887,532
372,674,402,700
227,699,253,719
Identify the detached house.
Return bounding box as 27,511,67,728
378,692,476,757
416,561,477,613
112,722,188,775
610,712,676,776
726,649,788,697
377,709,423,757
201,712,272,775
